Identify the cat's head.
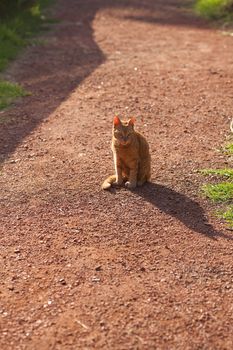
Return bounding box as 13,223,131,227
113,116,135,146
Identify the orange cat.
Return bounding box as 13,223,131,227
102,116,151,190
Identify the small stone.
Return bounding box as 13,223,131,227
95,265,102,271
91,276,100,283
100,320,105,327
59,278,66,285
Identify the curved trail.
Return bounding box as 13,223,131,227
1,1,233,349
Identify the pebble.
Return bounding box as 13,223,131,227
95,265,102,271
91,276,100,283
59,278,67,285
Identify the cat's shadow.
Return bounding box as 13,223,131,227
124,182,232,240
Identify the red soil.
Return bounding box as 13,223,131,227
0,0,233,349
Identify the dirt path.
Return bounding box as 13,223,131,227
1,0,233,349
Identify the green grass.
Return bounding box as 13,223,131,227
0,0,54,72
200,143,233,227
194,0,233,20
220,206,233,226
223,143,233,155
0,0,54,111
200,168,233,178
202,182,233,202
0,80,29,111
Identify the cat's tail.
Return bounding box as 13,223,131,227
101,175,116,190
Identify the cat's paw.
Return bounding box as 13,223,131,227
125,181,136,189
113,180,123,187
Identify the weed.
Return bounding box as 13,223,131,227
220,206,233,226
0,81,29,111
0,0,54,110
194,0,233,20
0,0,54,72
200,168,233,178
223,143,233,155
202,182,233,202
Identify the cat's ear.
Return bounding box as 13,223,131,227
113,116,121,127
128,117,136,126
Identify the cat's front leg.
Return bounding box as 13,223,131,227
113,153,123,186
125,162,138,189
114,166,123,186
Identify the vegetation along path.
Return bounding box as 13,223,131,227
0,0,233,349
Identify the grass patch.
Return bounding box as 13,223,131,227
202,182,233,202
0,0,54,72
200,144,233,227
223,143,233,155
0,81,28,110
194,0,233,20
200,168,233,178
220,206,233,226
0,0,54,110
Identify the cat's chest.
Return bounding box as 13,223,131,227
117,146,139,163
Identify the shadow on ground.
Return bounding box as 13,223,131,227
0,0,207,162
133,182,232,240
